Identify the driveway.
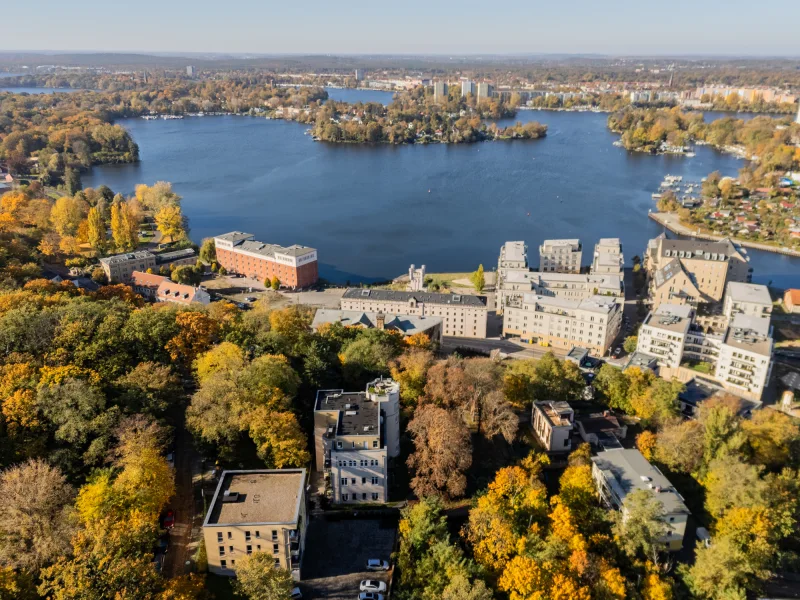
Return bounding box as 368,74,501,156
300,517,397,600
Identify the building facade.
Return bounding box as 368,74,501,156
214,232,318,289
311,309,443,344
636,304,693,369
644,235,751,310
202,469,307,579
100,251,156,283
476,82,494,101
314,379,400,504
130,271,169,299
461,80,475,97
156,281,211,306
496,270,623,313
591,238,624,276
341,289,488,338
532,401,574,451
723,282,772,320
539,239,582,273
408,264,426,292
502,293,622,356
592,449,690,552
433,81,448,103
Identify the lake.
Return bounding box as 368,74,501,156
325,87,395,105
83,102,800,287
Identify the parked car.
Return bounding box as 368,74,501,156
365,559,390,571
360,581,387,593
613,347,622,357
166,452,175,468
358,593,384,600
290,588,303,599
161,509,175,529
245,296,257,302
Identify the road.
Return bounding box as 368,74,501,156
163,420,199,578
441,336,567,360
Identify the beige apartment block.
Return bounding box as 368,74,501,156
100,251,156,283
539,239,582,273
636,304,693,369
503,293,622,356
496,270,622,313
591,238,624,275
645,236,751,309
723,282,772,320
202,469,307,579
341,289,488,338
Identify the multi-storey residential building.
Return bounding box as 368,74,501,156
461,80,475,97
502,293,622,356
723,282,772,320
476,82,494,101
341,289,488,338
433,81,448,103
311,309,443,344
496,270,623,312
636,304,693,368
591,238,624,276
156,280,211,306
214,232,318,289
644,235,751,310
539,239,582,273
314,379,400,505
636,305,774,401
592,449,690,551
532,401,574,452
495,241,529,312
202,469,307,579
100,251,156,283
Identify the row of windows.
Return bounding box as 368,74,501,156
219,543,278,556
342,493,380,501
219,557,280,569
341,476,381,486
337,459,380,467
216,529,279,543
336,440,379,449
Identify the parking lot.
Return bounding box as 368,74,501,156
300,516,397,599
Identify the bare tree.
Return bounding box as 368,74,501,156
407,405,472,500
0,459,76,572
479,390,518,443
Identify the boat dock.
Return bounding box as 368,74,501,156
648,211,800,258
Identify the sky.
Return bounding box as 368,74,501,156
3,0,798,56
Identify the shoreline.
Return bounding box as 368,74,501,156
648,211,800,258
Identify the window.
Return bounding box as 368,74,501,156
273,543,279,554
255,531,260,539
372,493,379,501
227,531,232,540
336,441,342,449
220,559,227,568
372,440,378,448
245,545,252,555
362,493,367,500
217,532,223,543
341,478,348,486
245,531,251,542
272,530,278,541
342,493,349,501
257,545,261,551
362,477,366,484
231,560,235,566
219,546,225,556
229,546,234,553
371,477,379,485
274,558,280,568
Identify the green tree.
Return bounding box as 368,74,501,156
270,276,280,290
64,166,81,196
471,264,485,293
613,488,668,566
232,553,294,600
623,335,638,353
199,238,216,263
171,265,202,286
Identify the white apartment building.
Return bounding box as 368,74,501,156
592,449,690,552
591,238,624,275
341,289,488,338
532,401,574,452
503,293,622,356
495,241,530,313
723,282,772,320
496,270,623,315
540,239,582,273
636,304,693,368
636,305,774,401
314,379,400,505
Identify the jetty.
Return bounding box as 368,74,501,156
648,211,800,258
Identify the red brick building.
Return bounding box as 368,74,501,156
214,232,318,289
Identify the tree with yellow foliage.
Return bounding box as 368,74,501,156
742,409,800,469
166,311,220,367
193,341,247,382
636,430,658,461
389,348,434,406
86,206,105,253
248,407,310,468
155,204,185,243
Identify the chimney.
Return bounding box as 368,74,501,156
376,313,385,330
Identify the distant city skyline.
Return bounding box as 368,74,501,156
3,0,799,56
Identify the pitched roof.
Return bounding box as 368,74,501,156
785,289,800,306
156,281,200,304
131,271,169,288
342,288,487,307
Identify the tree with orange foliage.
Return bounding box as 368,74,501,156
166,311,220,367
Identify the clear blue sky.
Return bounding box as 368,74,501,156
5,0,798,56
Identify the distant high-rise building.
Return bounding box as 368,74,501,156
476,82,494,101
461,80,475,97
354,69,363,81
796,103,800,124
186,65,195,77
433,81,448,103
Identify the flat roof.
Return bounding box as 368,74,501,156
501,241,527,263
343,288,487,308
726,282,771,306
215,232,316,258
541,238,581,248
592,449,690,515
724,314,772,356
643,304,693,334
205,469,305,526
535,401,573,427
520,293,619,315
315,390,379,437
155,248,196,263
99,250,154,265
215,231,255,244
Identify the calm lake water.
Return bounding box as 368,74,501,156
325,87,395,105
83,102,800,287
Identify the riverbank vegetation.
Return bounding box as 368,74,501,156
311,85,546,144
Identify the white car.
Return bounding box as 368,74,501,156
358,593,384,600
365,559,390,571
360,580,387,593
290,588,303,599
